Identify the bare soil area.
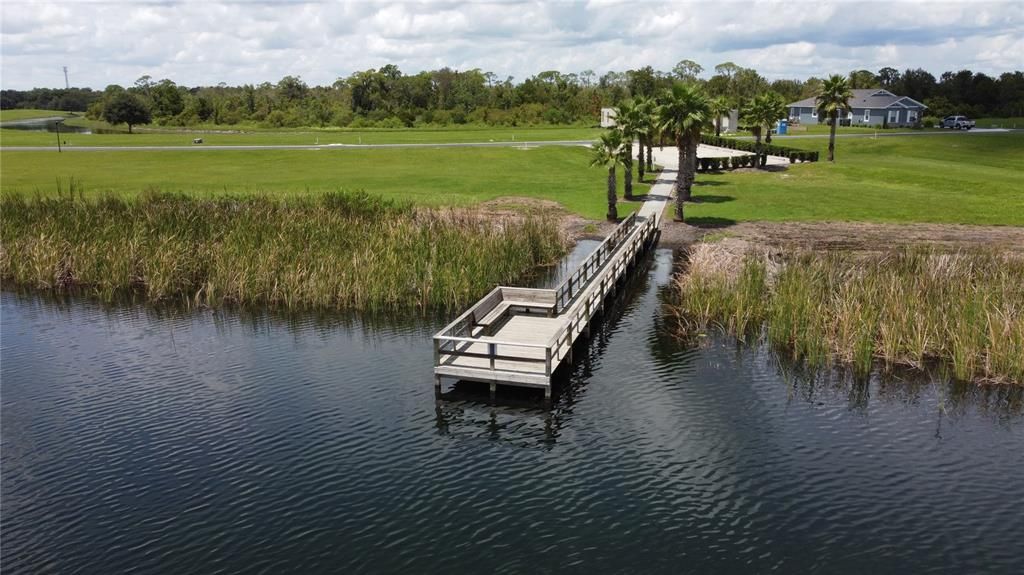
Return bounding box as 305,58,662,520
656,219,1024,253
480,196,1024,255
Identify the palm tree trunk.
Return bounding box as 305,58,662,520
624,160,633,199
753,127,763,169
646,140,653,172
683,134,698,200
637,137,645,182
828,111,837,162
715,117,721,137
674,137,686,221
607,166,618,221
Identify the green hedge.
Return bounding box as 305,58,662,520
696,149,820,172
701,134,819,163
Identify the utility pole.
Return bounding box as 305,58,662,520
63,66,69,89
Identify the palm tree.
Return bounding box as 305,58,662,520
657,83,711,220
816,74,853,162
709,96,731,137
633,96,656,181
742,92,787,168
590,130,625,221
613,101,642,198
762,93,787,145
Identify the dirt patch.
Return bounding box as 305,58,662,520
657,219,1024,253
473,196,615,245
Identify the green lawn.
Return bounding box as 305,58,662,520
0,109,75,122
0,125,601,147
0,145,646,220
688,132,1024,226
974,117,1024,129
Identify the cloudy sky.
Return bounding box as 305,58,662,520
2,0,1022,89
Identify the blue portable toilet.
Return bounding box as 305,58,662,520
776,119,788,135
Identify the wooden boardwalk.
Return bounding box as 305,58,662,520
433,195,665,398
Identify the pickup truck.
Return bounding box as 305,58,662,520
940,115,975,130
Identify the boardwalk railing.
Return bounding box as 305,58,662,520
553,213,637,314
547,214,656,366
433,211,658,393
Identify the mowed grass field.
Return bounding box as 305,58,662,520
0,125,601,147
0,145,646,220
688,132,1024,226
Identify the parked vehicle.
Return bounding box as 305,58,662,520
940,116,975,130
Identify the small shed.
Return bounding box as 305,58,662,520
600,108,617,128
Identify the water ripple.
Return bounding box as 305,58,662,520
3,247,1023,574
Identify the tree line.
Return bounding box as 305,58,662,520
2,63,1021,129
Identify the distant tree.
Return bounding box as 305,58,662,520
714,62,741,80
151,79,184,118
877,67,900,90
658,83,711,217
672,59,704,83
102,92,151,133
848,69,878,89
590,130,626,221
816,75,853,162
899,68,937,102
801,77,824,99
769,79,804,104
733,67,769,109
277,75,309,103
628,66,659,98
923,95,954,118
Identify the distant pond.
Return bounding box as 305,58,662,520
1,117,120,134
2,244,1023,573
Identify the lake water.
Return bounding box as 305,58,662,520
2,245,1023,573
1,117,111,134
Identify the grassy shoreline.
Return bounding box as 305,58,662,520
0,191,567,311
668,243,1024,385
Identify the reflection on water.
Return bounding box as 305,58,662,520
2,246,1023,574
1,117,121,134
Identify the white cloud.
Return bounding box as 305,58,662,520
0,0,1021,89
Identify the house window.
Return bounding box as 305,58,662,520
811,108,817,119
863,109,871,122
888,109,900,124
907,110,918,123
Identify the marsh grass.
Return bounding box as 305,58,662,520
669,243,1024,384
0,190,566,311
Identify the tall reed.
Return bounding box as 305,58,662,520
668,243,1024,384
0,191,567,311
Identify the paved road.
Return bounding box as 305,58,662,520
2,128,1019,152
736,128,1018,141
0,140,596,152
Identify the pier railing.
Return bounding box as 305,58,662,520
547,214,656,366
433,211,657,388
553,213,638,314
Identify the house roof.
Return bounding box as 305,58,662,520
788,89,927,110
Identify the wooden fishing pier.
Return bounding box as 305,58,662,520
433,208,662,398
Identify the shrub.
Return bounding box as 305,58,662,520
922,116,939,128
789,152,797,164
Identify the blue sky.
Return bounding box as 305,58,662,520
1,0,1022,89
